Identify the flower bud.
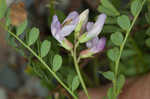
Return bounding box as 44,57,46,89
79,49,93,58
75,9,89,37
61,39,73,51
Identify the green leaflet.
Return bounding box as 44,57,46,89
27,27,39,46
40,40,51,58
131,0,142,16
117,15,131,31
107,47,120,61
101,71,115,81
52,54,62,72
71,76,80,91
111,32,124,46
16,20,28,36
116,75,125,95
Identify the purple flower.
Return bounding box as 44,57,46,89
83,14,106,53
51,11,79,43
86,36,106,53
79,13,107,43
80,37,106,58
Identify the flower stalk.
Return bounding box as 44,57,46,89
71,41,91,99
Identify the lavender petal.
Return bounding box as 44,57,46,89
87,14,107,38
60,25,76,37
86,22,94,32
63,11,79,24
51,15,61,37
86,36,99,48
55,34,64,43
90,37,106,53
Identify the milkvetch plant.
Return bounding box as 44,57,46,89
50,9,107,99
0,0,107,98
0,0,149,99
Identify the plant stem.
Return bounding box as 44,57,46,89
114,0,146,77
113,0,146,98
0,23,77,99
72,42,91,99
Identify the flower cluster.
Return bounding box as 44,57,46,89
51,9,107,58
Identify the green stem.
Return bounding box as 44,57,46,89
115,0,146,77
113,0,146,98
0,23,77,99
72,42,91,99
